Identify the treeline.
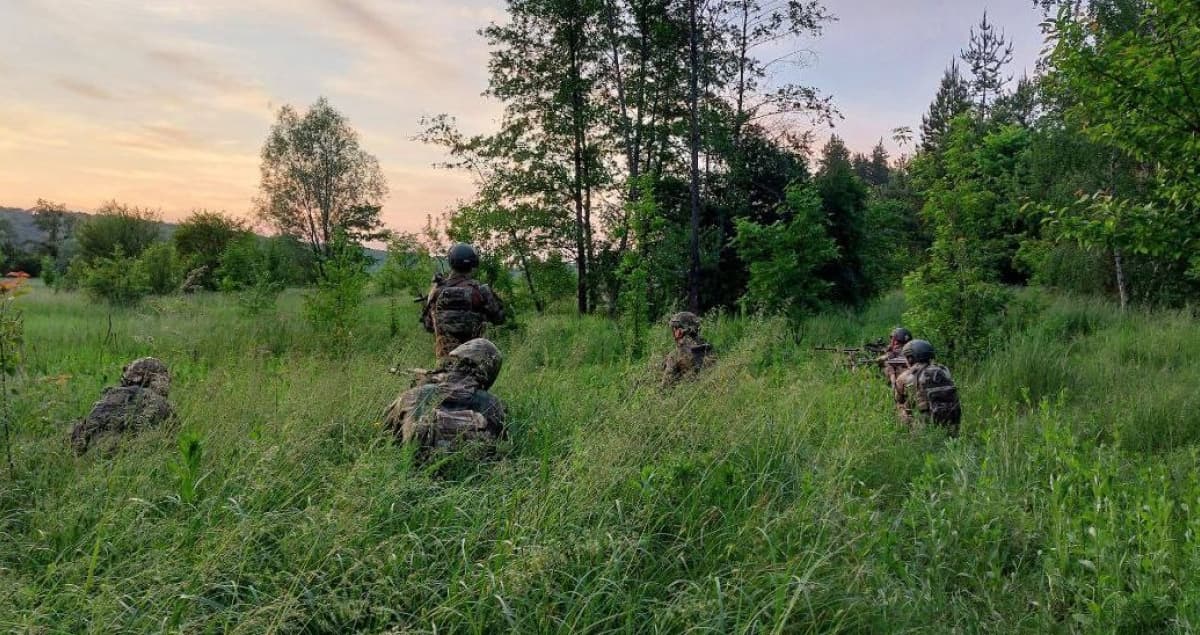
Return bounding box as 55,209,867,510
901,0,1200,357
422,0,1197,357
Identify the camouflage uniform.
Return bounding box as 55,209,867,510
875,328,912,388
421,273,506,359
383,338,506,456
894,361,962,437
70,357,174,455
661,312,715,387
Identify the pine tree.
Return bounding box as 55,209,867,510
868,140,891,187
959,11,1014,116
920,60,972,152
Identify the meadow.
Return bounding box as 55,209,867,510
2,284,1200,633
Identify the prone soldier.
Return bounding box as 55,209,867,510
70,357,174,455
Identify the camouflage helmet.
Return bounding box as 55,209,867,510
891,327,913,344
121,357,171,396
901,339,935,363
668,311,702,334
447,243,480,273
448,338,503,389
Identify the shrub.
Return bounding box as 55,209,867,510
78,249,150,306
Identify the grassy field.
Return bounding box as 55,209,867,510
2,284,1199,632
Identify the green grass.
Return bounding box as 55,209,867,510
2,284,1200,632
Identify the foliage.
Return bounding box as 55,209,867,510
77,248,150,306
256,97,388,259
173,211,250,290
73,201,161,263
31,199,74,259
920,60,972,152
815,135,871,306
373,233,437,299
1045,0,1200,276
134,242,181,296
302,233,368,351
732,184,837,322
959,11,1014,114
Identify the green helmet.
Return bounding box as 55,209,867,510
448,338,503,389
668,311,701,334
447,243,480,273
901,339,935,363
891,327,913,344
121,357,171,396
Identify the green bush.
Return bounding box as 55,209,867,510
135,242,180,295
77,249,150,306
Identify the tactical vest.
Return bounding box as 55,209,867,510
916,363,961,426
433,283,486,340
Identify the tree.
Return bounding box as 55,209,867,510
732,183,836,322
256,97,388,260
1045,0,1200,277
173,211,250,290
815,135,871,306
74,201,161,263
31,199,74,259
959,11,1014,116
920,60,973,152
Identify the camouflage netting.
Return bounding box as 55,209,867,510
70,386,174,455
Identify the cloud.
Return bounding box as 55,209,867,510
54,77,117,101
312,0,457,80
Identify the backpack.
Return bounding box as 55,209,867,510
434,284,485,339
403,408,492,451
917,364,961,427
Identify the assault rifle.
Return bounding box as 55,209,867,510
813,339,891,370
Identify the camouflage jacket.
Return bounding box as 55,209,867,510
383,371,506,450
70,385,174,455
661,334,715,387
420,274,506,339
894,362,961,429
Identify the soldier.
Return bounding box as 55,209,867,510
70,357,174,455
661,311,715,387
875,326,913,387
893,339,962,437
383,338,506,457
420,243,506,359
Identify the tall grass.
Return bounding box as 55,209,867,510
1,285,1198,632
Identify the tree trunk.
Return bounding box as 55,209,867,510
686,0,702,313
1113,248,1128,311
569,15,589,315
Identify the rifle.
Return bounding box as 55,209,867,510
814,340,891,370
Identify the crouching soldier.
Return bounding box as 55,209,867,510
70,357,174,455
383,338,506,457
894,339,962,437
875,326,913,388
662,311,715,388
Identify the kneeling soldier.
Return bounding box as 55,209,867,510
894,339,962,437
383,338,506,457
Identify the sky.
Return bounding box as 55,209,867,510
0,0,1046,233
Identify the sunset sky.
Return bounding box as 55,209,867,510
0,0,1044,232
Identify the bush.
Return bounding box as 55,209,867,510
303,235,368,349
74,201,161,262
732,184,837,324
173,211,250,290
77,249,150,306
135,242,181,295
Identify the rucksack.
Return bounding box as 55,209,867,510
434,284,485,339
917,364,962,427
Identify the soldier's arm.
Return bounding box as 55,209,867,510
482,286,506,325
420,287,439,332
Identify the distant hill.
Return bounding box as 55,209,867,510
0,206,386,266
